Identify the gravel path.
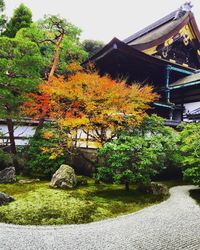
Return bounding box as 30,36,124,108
0,185,200,250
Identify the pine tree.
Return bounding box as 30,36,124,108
0,37,43,156
0,0,6,34
3,3,32,38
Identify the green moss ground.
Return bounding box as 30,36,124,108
0,178,168,225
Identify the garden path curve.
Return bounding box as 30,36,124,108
0,185,200,250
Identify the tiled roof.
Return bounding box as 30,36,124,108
123,9,178,44
127,13,188,46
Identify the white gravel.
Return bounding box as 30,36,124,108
0,185,199,250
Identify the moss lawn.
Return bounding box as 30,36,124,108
0,178,168,225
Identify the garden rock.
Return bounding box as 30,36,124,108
19,179,40,184
0,192,14,206
150,182,169,195
0,167,16,184
138,182,169,195
148,182,169,195
50,165,77,189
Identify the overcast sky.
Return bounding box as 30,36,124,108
5,0,200,43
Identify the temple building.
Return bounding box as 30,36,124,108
1,3,200,147
85,2,200,125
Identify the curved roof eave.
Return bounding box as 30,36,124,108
83,37,195,73
170,71,200,87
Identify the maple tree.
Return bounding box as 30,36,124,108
23,68,158,157
17,15,87,130
0,13,85,156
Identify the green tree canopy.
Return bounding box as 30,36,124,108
3,3,32,38
97,115,180,190
0,0,4,12
16,15,88,77
179,122,200,186
0,37,43,117
82,39,104,58
0,36,43,154
0,0,6,34
26,127,68,178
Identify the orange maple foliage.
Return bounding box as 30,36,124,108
23,70,158,148
22,92,54,120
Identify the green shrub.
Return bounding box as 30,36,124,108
0,149,13,171
97,115,180,190
0,148,27,173
26,130,69,179
179,122,200,186
77,176,88,186
139,115,181,173
97,134,165,190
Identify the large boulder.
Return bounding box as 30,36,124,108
50,165,77,189
0,192,14,206
137,182,169,195
0,167,16,184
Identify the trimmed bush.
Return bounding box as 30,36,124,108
0,150,13,171
26,131,69,179
179,122,200,186
97,115,180,190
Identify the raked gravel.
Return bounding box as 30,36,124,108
0,185,200,250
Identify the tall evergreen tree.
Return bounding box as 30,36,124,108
0,0,6,34
82,39,104,58
16,15,88,78
4,3,32,38
0,0,4,12
0,37,43,156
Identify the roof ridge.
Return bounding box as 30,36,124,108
123,9,179,44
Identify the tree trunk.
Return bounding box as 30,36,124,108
36,118,45,131
48,33,64,81
6,118,16,154
6,118,20,173
125,181,130,191
35,32,65,132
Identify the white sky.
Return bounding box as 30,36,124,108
4,0,200,43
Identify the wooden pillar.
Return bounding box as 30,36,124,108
165,65,171,103
165,65,173,120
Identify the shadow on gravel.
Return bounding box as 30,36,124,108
190,189,200,205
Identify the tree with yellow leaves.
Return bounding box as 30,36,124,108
23,68,158,157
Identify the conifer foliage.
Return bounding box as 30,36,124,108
3,4,32,38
